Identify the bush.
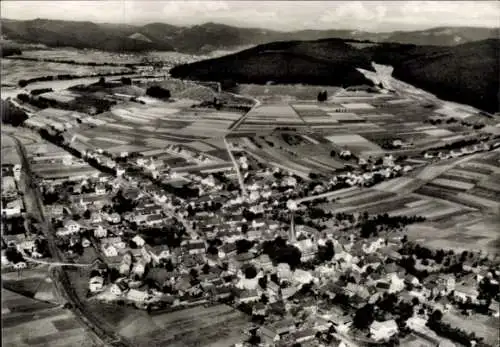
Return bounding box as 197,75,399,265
146,86,171,99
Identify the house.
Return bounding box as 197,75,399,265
282,286,299,299
145,214,164,227
102,244,118,258
132,259,147,278
107,213,121,224
126,289,149,302
94,225,107,238
95,184,106,195
236,289,260,304
119,261,131,276
370,320,399,341
64,220,81,234
184,240,206,255
132,235,146,248
50,205,65,217
453,284,479,302
91,212,103,224
81,238,91,248
273,318,296,335
260,326,281,345
210,286,233,301
289,328,316,344
252,302,267,316
89,276,104,292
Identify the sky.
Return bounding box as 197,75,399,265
2,1,499,32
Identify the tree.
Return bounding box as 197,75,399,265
236,239,254,254
98,77,106,85
189,268,198,279
121,77,132,85
202,263,210,274
83,209,91,219
244,265,258,279
207,245,218,256
353,304,375,330
258,275,268,289
146,86,171,99
429,309,443,323
317,90,327,102
330,150,336,157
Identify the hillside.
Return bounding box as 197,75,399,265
171,38,500,113
1,18,498,53
0,18,174,52
170,39,374,87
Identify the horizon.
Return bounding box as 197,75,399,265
1,1,499,32
2,16,498,34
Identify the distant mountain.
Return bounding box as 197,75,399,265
171,38,500,113
1,18,498,53
0,18,174,52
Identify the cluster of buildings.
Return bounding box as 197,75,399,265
1,164,23,218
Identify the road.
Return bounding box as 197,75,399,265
10,135,131,347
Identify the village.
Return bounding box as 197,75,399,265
2,112,500,347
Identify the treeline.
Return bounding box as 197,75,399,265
424,135,490,154
18,92,116,115
37,128,116,176
5,55,137,68
18,71,135,88
2,47,22,57
360,214,426,238
427,310,489,347
0,99,28,127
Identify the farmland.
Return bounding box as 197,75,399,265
130,304,252,347
2,288,100,347
1,59,130,86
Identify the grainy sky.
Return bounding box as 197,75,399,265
2,1,499,32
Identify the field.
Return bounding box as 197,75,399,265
414,150,500,210
238,84,341,102
1,288,99,347
1,59,129,86
1,133,21,165
130,304,252,347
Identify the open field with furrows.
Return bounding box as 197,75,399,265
1,59,129,86
406,212,500,254
389,199,467,221
324,134,382,154
1,288,100,347
372,177,426,194
129,304,252,347
319,189,398,213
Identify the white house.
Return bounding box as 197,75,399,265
370,320,399,341
132,235,146,248
95,184,106,196
94,225,108,238
107,213,121,224
89,276,104,293
110,282,127,296
102,244,118,257
81,238,91,248
132,260,146,278
126,289,149,302
64,220,81,234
